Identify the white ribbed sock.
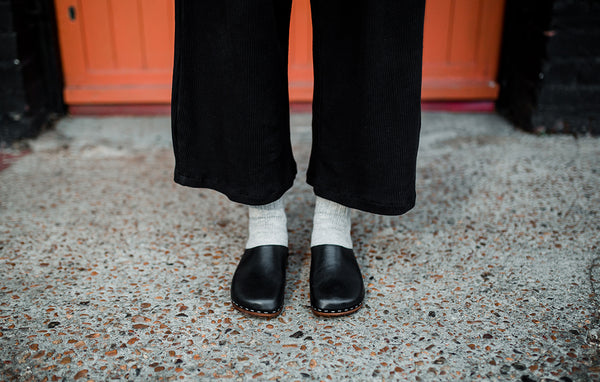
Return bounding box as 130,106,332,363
245,195,288,249
310,195,353,249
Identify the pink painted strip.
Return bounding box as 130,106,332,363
421,101,495,112
69,101,495,116
69,104,171,115
0,151,30,172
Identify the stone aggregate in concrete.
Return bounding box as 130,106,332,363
0,112,599,381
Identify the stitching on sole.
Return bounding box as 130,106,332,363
231,299,282,315
311,301,363,314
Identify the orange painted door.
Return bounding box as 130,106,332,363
54,0,505,105
288,0,507,101
54,0,175,104
288,0,313,102
422,0,506,99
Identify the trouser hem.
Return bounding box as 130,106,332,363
174,171,296,206
307,180,416,216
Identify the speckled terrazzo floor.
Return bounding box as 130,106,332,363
1,112,599,381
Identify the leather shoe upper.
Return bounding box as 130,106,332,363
230,244,288,315
310,244,365,314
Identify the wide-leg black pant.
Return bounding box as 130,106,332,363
171,0,426,215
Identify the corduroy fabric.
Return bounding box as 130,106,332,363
171,0,426,216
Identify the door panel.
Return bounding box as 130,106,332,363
422,0,506,99
55,0,174,104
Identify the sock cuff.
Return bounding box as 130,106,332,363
248,194,285,213
245,194,288,248
311,195,353,249
314,195,351,218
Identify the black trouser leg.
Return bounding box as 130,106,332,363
307,0,426,215
171,0,426,215
171,0,297,205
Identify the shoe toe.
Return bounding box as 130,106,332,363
309,244,365,316
230,245,288,317
231,279,284,314
310,284,364,315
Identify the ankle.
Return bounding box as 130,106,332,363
310,195,353,249
245,195,288,249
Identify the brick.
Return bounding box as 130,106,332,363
542,59,600,86
545,29,600,58
550,0,600,31
0,90,26,112
0,2,13,32
537,84,600,111
0,56,41,93
550,15,600,29
0,31,18,60
552,0,600,17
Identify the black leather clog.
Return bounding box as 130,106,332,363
309,244,365,317
230,244,289,318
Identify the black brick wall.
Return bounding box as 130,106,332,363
497,0,600,136
0,0,65,145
